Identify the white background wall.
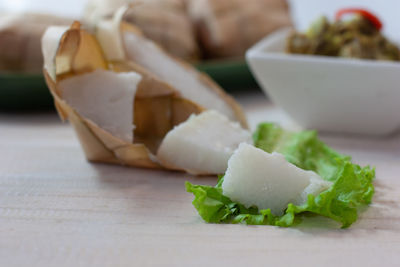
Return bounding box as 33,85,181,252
1,0,399,43
0,0,86,18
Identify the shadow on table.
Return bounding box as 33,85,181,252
89,161,216,186
87,162,217,216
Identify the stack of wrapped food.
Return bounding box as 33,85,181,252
0,0,292,75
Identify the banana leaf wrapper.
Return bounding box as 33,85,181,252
44,22,206,169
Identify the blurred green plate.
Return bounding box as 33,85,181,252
0,59,258,110
196,59,258,91
0,73,52,110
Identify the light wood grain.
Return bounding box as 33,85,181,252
1,94,400,267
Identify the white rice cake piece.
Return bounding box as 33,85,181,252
58,69,141,142
157,110,251,175
222,143,332,215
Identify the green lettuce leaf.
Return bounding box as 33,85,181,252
186,123,375,228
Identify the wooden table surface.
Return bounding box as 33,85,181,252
1,92,400,267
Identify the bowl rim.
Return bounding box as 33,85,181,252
246,27,400,68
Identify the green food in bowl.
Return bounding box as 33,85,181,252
286,15,400,61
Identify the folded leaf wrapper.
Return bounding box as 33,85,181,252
42,19,247,172
95,9,247,127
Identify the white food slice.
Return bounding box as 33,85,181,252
222,143,332,215
122,30,236,121
84,0,128,28
41,26,69,81
157,110,251,175
95,6,127,61
58,69,141,142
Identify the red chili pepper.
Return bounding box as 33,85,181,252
335,8,383,30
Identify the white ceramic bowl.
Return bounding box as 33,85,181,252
246,28,400,135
